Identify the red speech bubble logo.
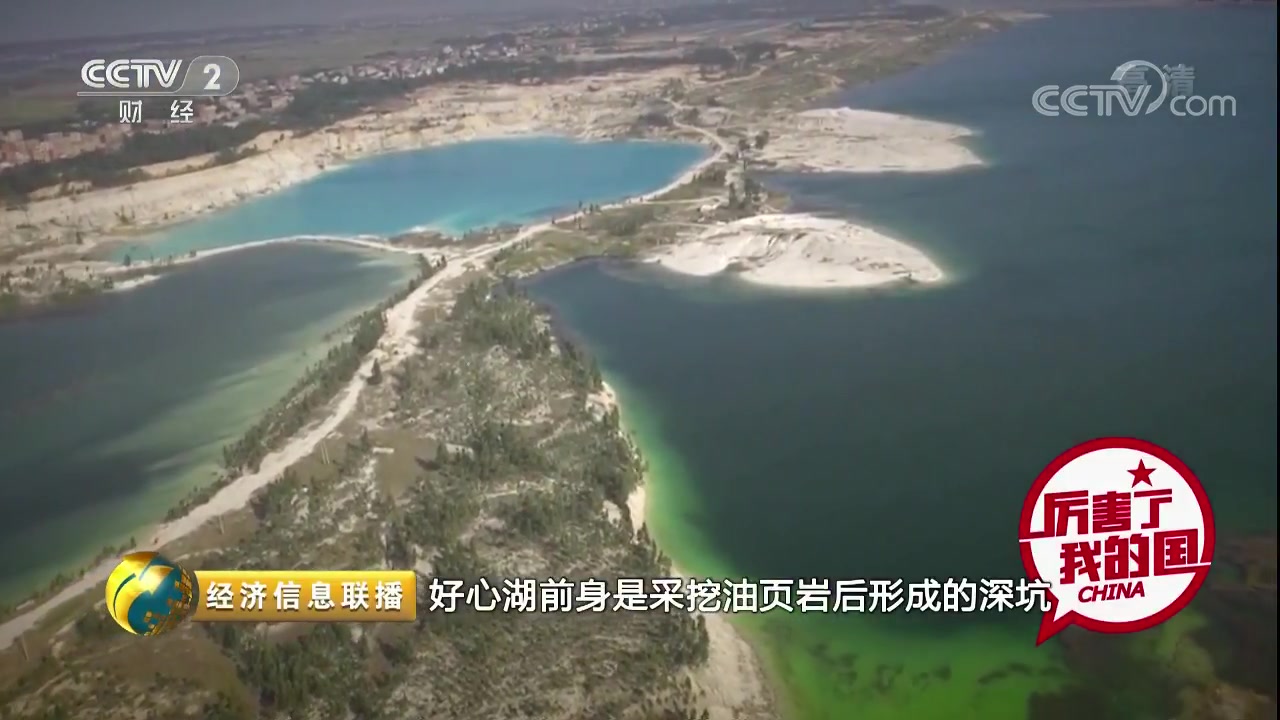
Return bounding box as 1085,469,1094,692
1019,438,1214,645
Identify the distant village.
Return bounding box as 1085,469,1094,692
0,13,658,170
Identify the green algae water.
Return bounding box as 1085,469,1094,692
0,244,418,601
529,7,1277,720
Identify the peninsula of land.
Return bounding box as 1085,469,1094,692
0,7,1016,720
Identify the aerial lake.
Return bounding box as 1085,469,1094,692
110,136,708,261
0,244,417,601
528,7,1277,720
0,137,707,603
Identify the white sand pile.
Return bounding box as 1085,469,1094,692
761,107,983,173
654,213,943,288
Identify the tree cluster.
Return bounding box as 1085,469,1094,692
452,279,553,360
0,121,269,202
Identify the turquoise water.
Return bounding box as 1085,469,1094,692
111,137,707,261
528,7,1277,720
0,137,707,604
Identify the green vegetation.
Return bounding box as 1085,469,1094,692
219,308,382,473
595,206,658,238
452,279,553,360
165,255,443,520
0,255,441,621
479,151,791,282
222,255,441,474
207,623,379,718
280,78,423,130
0,264,126,322
0,273,716,719
0,121,270,202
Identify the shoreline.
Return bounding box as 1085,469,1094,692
91,134,706,261
82,134,715,278
102,130,711,271
1,83,986,307
116,233,433,273
756,108,986,175
105,139,716,276
629,480,780,720
0,67,713,252
0,135,728,649
11,135,714,311
598,380,779,719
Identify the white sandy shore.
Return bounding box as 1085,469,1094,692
0,69,702,250
759,107,984,174
653,212,944,288
105,275,161,292
623,485,776,720
0,136,724,651
641,104,985,289
599,381,775,720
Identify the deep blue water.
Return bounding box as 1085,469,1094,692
528,7,1277,719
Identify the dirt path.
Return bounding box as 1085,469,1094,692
0,135,726,651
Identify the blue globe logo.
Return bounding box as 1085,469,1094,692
105,551,196,636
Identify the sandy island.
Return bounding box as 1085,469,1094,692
641,107,977,288
653,212,945,288
758,107,984,174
